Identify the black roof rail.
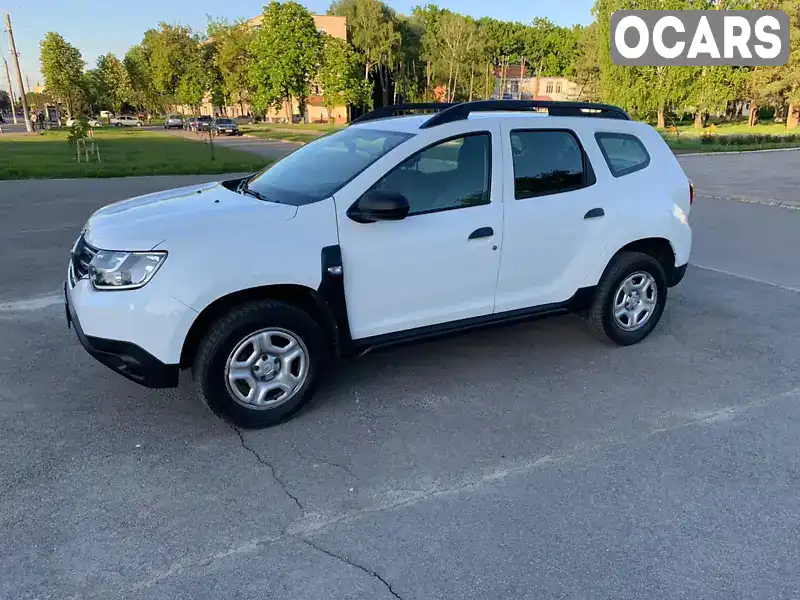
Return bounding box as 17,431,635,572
419,100,630,129
351,103,456,125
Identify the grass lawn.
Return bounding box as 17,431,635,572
0,129,268,180
658,120,800,153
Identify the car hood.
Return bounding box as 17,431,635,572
83,180,298,250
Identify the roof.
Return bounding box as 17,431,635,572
349,111,634,134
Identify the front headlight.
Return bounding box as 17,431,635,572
88,250,167,290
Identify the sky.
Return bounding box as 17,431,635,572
1,0,593,98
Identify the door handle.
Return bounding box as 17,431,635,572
468,227,494,240
584,208,605,219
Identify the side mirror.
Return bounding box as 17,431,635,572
347,189,410,223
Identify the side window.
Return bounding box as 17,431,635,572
370,133,491,216
510,130,590,199
595,132,650,177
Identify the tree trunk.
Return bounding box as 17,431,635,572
657,108,665,129
469,62,475,102
327,106,332,123
285,96,291,123
787,103,799,129
485,62,491,99
452,63,459,103
446,60,454,102
381,64,389,107
426,60,432,93
694,111,705,129
748,104,759,127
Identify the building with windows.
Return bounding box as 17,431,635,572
493,65,578,102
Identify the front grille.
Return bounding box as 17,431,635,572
71,235,98,282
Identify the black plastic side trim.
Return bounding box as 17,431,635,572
353,287,596,354
318,245,354,355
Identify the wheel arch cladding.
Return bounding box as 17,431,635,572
179,284,337,369
612,237,675,279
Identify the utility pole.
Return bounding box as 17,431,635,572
3,58,17,124
4,13,32,132
25,72,31,95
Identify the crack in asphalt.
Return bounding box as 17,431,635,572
291,446,360,480
230,425,304,512
301,538,403,600
100,385,800,599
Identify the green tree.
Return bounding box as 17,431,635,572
570,23,602,101
94,53,133,113
250,0,322,121
319,35,373,120
594,0,695,126
0,90,9,112
330,0,399,105
208,18,255,115
124,44,162,117
438,12,483,102
757,0,800,127
176,53,210,114
141,23,199,102
39,32,85,117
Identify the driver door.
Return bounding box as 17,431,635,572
335,123,504,340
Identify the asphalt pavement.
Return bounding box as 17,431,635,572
1,150,800,599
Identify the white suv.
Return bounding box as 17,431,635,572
64,101,692,428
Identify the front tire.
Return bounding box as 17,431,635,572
192,300,328,428
587,251,668,346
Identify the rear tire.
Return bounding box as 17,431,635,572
587,251,668,346
192,300,328,428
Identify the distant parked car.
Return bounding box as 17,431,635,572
213,118,241,135
110,115,143,127
66,116,103,128
197,115,213,132
164,114,184,129
99,110,113,119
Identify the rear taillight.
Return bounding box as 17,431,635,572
689,180,694,206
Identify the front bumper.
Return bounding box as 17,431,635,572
65,283,180,388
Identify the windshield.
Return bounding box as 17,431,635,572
216,119,234,124
247,127,414,206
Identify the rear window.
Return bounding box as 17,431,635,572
595,132,650,177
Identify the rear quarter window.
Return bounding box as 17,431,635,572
594,132,650,178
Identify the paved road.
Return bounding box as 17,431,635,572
166,128,301,161
2,151,800,599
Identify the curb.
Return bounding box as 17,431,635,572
697,193,800,210
677,146,800,157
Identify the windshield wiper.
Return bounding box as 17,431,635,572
237,179,279,203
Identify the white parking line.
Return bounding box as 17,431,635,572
0,293,63,312
692,264,800,293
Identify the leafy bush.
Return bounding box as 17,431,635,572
699,132,800,146
66,117,89,144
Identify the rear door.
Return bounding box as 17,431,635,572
494,120,612,312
